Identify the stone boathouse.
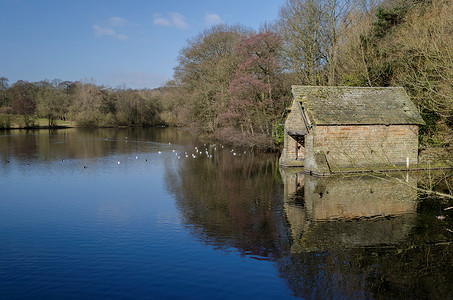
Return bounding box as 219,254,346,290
279,86,425,175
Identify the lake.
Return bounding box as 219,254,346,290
0,128,452,299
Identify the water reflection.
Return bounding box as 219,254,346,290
280,169,417,252
164,146,287,259
0,128,196,167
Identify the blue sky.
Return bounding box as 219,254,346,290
1,0,285,89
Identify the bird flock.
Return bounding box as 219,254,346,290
156,143,247,160
112,142,247,166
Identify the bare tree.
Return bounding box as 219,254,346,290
12,97,36,127
278,0,325,85
322,0,357,85
174,24,250,132
278,0,374,86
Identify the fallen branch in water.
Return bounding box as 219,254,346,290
419,189,453,200
364,170,453,200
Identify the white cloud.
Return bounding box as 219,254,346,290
153,14,171,26
109,16,128,27
93,24,128,40
114,34,128,40
153,12,189,30
170,12,189,30
205,13,222,26
93,25,114,36
93,16,132,40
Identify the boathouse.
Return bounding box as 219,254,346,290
279,86,425,175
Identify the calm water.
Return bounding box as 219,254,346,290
0,128,452,299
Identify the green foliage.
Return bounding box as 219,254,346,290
273,123,285,145
74,111,100,127
0,114,11,129
373,5,408,38
341,73,369,87
419,110,441,146
420,111,439,134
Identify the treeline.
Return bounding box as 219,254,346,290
1,0,452,151
0,78,163,128
159,0,453,150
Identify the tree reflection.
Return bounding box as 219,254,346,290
0,127,196,165
164,147,288,259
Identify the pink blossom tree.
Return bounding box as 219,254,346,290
219,30,289,147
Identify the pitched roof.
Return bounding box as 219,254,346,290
292,86,425,125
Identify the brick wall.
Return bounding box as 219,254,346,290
304,124,419,174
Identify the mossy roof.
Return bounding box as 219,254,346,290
292,86,425,126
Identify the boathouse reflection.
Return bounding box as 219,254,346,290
280,169,417,252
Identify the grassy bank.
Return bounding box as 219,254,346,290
0,114,76,129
